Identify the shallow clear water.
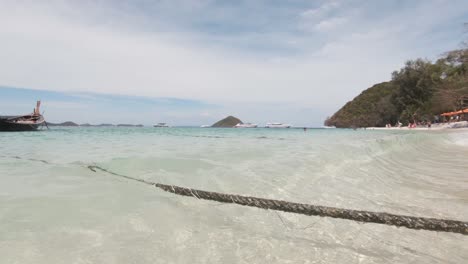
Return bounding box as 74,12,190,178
1,127,467,263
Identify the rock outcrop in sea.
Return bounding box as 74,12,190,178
211,116,242,128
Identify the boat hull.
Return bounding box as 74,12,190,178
234,123,258,128
0,119,43,131
154,123,169,127
265,124,291,128
0,101,46,132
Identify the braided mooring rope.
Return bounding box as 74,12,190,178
88,165,468,235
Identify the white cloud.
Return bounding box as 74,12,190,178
314,17,348,32
299,1,344,32
0,1,355,106
300,1,340,18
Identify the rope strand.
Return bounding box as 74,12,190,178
87,165,468,235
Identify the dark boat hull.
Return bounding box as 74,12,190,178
0,101,45,132
0,119,42,131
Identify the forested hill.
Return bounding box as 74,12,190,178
325,49,468,128
324,82,398,128
211,116,242,127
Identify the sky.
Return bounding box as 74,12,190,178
0,0,467,126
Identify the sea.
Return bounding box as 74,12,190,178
0,127,467,263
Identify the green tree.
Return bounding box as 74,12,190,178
391,59,441,123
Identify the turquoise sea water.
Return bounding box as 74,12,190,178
1,127,467,263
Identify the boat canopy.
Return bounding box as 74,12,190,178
440,108,468,116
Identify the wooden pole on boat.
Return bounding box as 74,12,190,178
35,101,41,115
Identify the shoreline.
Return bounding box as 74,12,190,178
366,121,468,131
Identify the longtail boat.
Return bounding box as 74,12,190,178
0,101,46,131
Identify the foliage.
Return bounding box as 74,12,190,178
325,49,468,128
324,82,397,128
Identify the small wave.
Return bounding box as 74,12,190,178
447,130,468,147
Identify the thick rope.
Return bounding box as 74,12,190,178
88,165,468,235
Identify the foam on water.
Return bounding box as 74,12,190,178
447,129,468,147
0,127,467,263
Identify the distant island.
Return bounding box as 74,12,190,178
47,122,143,127
325,48,468,128
211,116,242,127
117,124,144,127
47,121,79,127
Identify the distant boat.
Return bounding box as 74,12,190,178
234,123,258,128
0,101,46,132
200,125,211,128
265,122,291,128
154,123,169,127
322,125,336,129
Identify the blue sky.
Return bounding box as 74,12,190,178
0,0,467,126
0,86,217,125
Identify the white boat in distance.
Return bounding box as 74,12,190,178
154,123,170,127
234,123,258,128
265,122,291,128
200,125,211,128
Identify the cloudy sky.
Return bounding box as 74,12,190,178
1,0,467,126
